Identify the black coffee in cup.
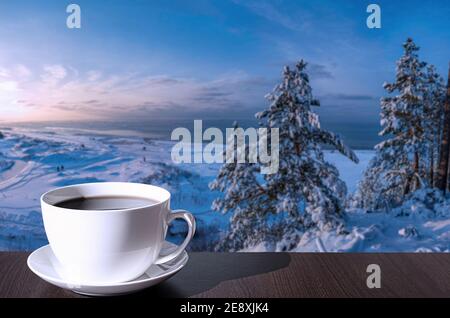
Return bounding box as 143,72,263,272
55,196,157,210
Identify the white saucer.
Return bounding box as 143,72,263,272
27,241,188,296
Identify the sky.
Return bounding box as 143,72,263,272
0,0,449,126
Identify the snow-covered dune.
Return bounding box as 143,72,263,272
0,126,226,251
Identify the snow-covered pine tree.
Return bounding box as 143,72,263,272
435,64,450,192
209,122,272,251
210,60,358,251
422,65,446,186
355,38,429,210
259,60,359,250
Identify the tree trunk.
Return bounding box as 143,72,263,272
413,151,420,189
403,151,420,195
432,107,444,186
435,64,450,192
429,150,434,185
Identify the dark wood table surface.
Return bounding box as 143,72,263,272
1,252,450,298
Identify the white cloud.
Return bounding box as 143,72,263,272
0,67,10,78
15,64,32,78
0,63,273,121
41,65,67,84
86,70,102,82
233,0,310,32
0,80,19,92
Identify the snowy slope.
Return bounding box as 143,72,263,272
0,126,225,251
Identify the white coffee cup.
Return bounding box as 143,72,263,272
41,182,195,285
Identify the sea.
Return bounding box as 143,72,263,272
1,118,383,150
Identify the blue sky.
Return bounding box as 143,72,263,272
0,0,448,124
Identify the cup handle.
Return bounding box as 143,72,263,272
154,209,196,265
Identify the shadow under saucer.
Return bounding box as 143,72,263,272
124,252,291,298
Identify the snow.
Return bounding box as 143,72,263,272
1,125,450,252
0,126,224,251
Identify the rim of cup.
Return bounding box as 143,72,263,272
40,182,171,213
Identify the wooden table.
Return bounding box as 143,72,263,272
1,252,450,297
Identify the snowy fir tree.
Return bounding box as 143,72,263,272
435,65,450,192
209,122,272,251
355,38,446,210
423,65,446,186
210,60,358,251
